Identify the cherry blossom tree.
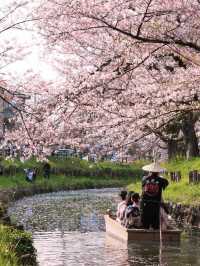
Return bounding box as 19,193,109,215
3,0,200,159
0,1,50,157
28,0,200,158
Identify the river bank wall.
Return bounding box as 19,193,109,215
168,202,200,228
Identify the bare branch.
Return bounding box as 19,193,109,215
87,15,200,53
136,0,153,37
0,2,28,23
0,17,42,35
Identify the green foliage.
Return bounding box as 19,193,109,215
0,225,36,266
0,159,143,213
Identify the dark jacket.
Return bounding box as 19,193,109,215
141,174,168,202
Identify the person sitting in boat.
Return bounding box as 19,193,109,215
122,190,135,223
126,191,135,206
122,191,134,224
141,162,169,230
132,192,140,209
124,192,141,228
116,190,127,222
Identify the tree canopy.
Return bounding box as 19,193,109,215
1,0,200,158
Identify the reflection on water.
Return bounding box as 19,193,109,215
34,231,131,266
33,231,200,266
8,189,200,266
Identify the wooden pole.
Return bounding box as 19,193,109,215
159,206,163,265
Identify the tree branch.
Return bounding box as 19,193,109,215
88,15,200,53
136,0,153,37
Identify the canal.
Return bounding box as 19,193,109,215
8,188,200,266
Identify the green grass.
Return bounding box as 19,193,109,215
163,158,200,205
0,173,135,192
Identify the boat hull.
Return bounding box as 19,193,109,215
104,215,181,242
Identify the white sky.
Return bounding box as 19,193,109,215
0,0,60,83
2,30,60,81
7,46,60,80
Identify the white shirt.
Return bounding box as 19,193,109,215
116,200,126,221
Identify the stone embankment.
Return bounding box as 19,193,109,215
168,202,200,228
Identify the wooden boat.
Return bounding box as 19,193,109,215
104,215,182,242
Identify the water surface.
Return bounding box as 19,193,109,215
8,188,200,266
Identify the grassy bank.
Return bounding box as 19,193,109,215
1,157,200,204
0,173,135,192
0,224,36,266
0,157,143,179
0,157,144,191
128,158,200,205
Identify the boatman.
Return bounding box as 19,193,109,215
141,162,168,230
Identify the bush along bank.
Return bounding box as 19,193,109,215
0,202,37,266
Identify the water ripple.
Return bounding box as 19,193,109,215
8,188,200,266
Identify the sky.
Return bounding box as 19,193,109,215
0,0,60,85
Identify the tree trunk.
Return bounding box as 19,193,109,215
167,139,179,160
181,114,199,159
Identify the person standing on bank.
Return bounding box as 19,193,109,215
43,162,51,179
141,162,168,230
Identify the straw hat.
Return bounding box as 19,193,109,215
142,162,165,173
